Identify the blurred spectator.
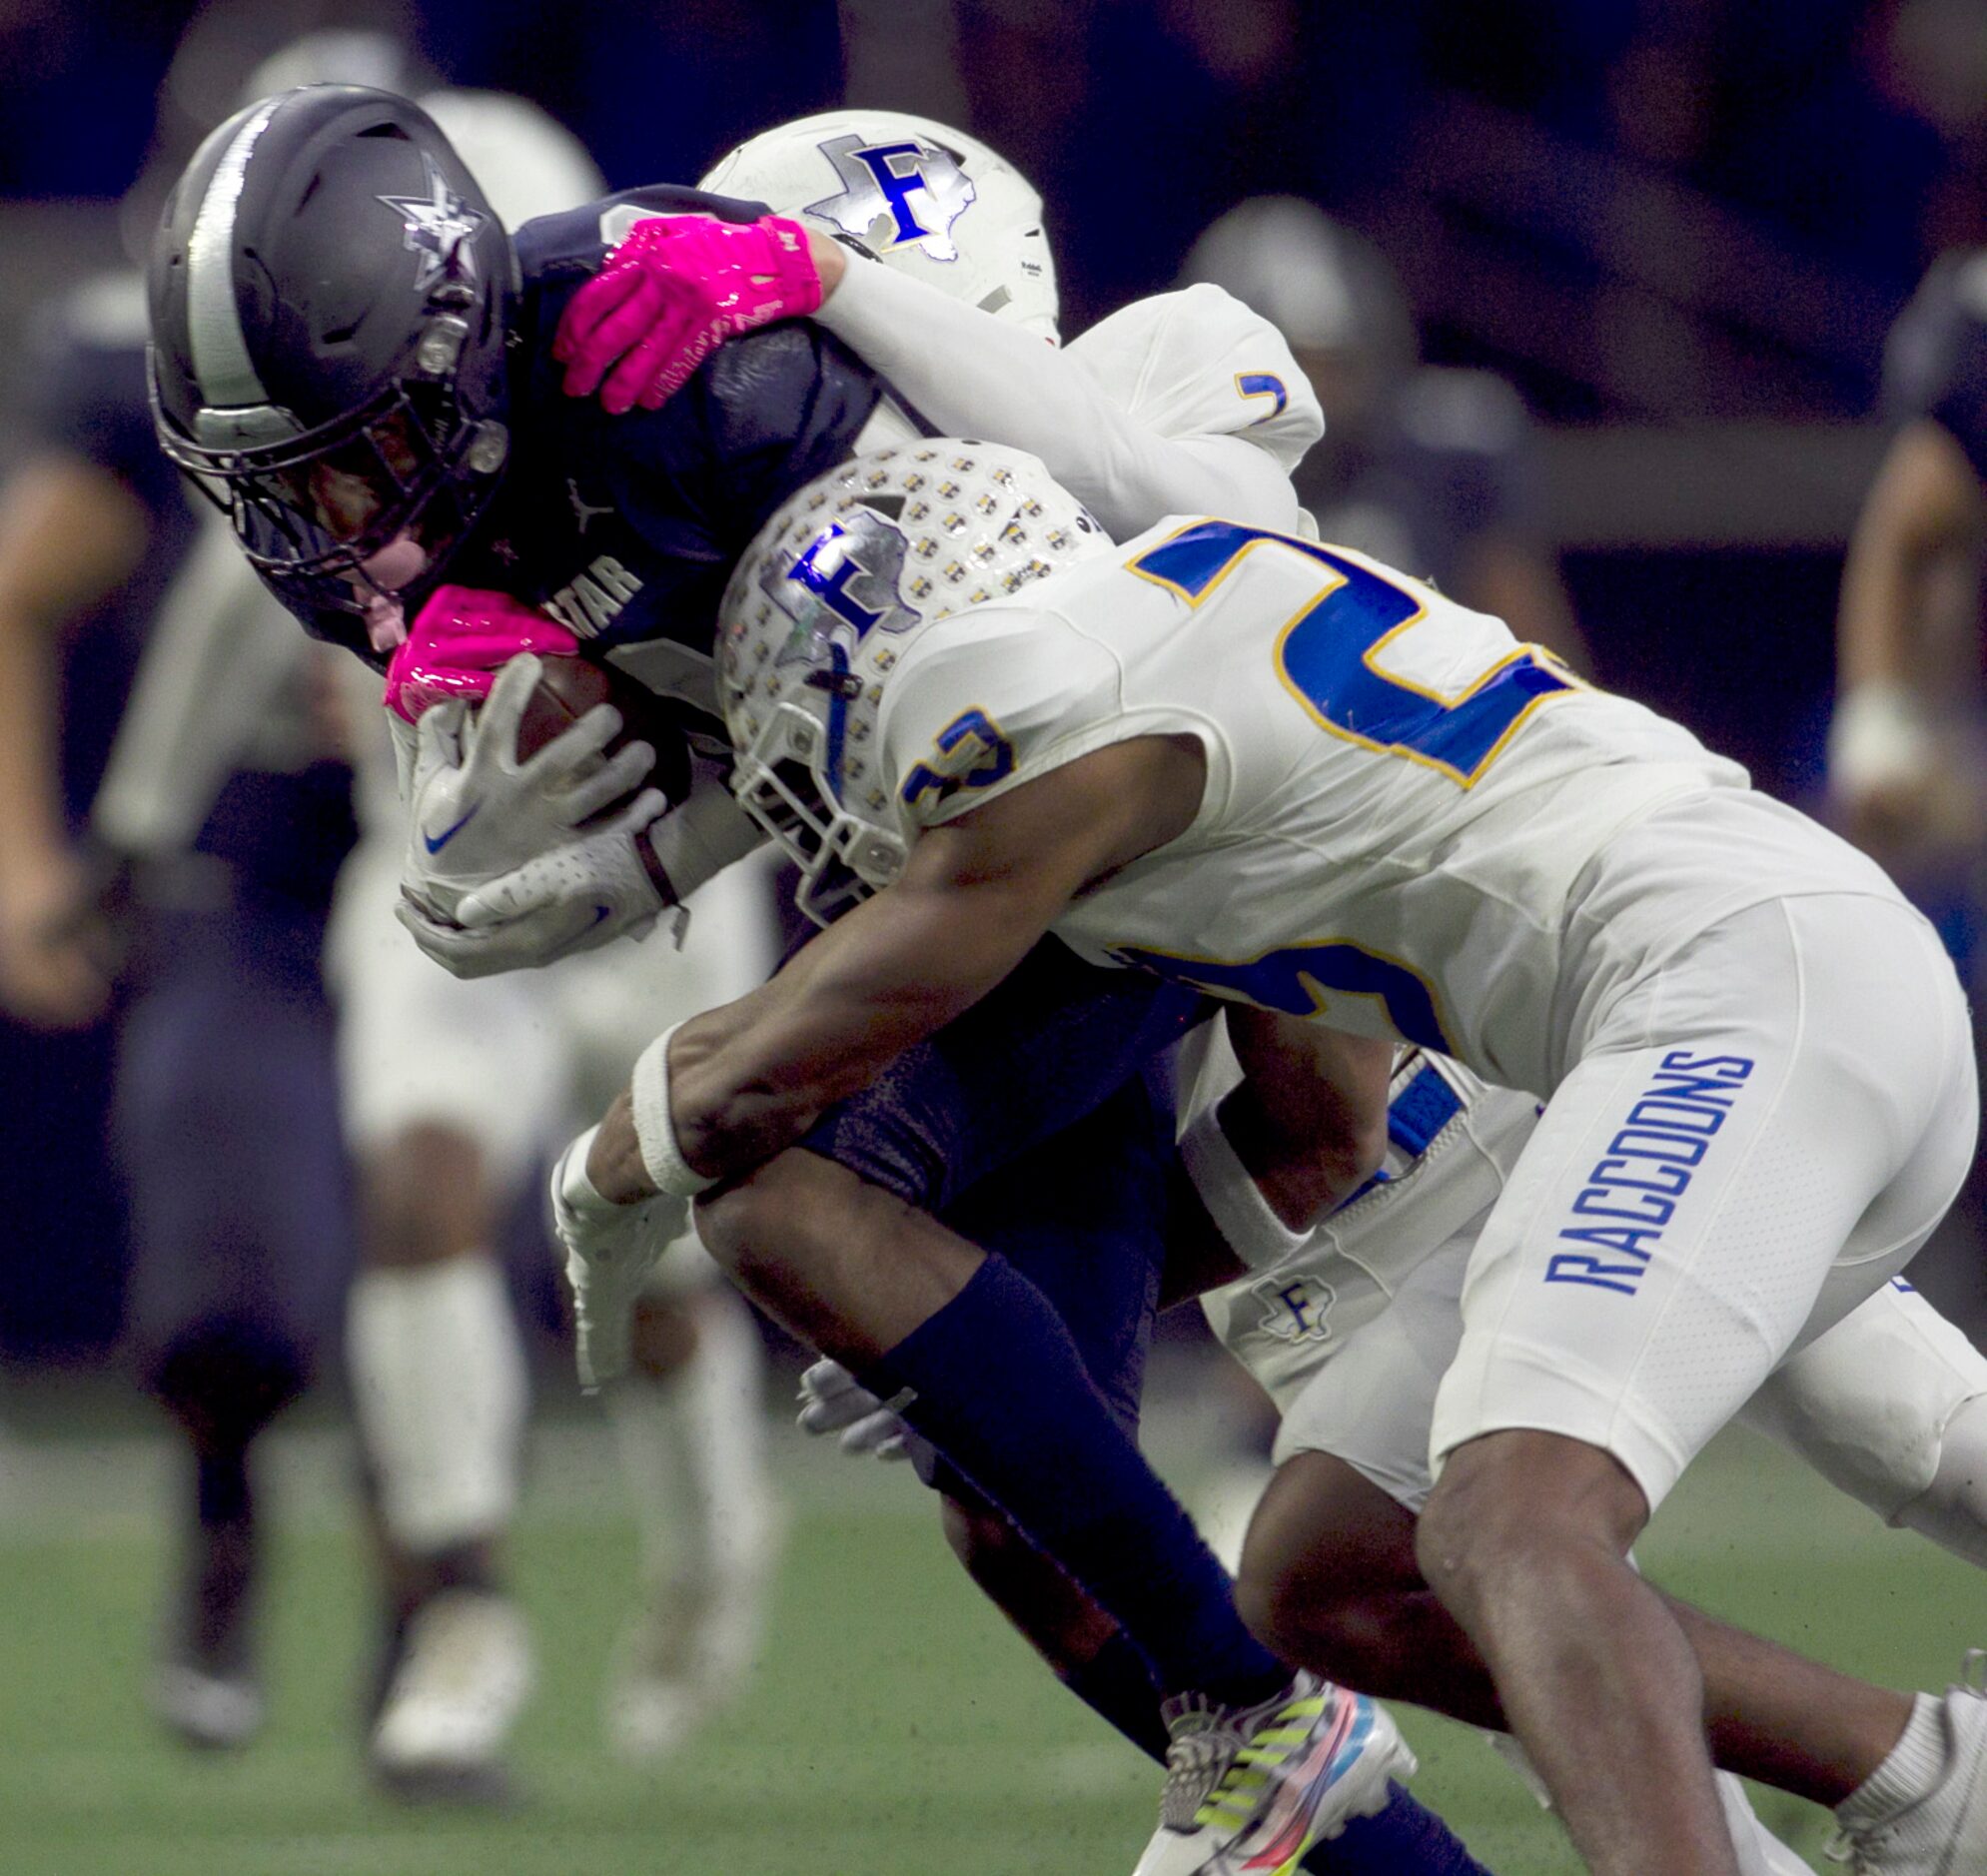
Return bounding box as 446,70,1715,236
1831,245,1987,955
0,261,358,1750
1182,195,1589,669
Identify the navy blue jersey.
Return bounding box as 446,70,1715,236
294,184,883,730
1885,249,1987,485
1300,367,1541,597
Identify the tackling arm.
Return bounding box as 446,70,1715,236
553,218,1311,537
806,240,1308,537
1220,1010,1395,1230
584,734,1206,1201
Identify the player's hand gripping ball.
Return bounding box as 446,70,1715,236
386,583,689,808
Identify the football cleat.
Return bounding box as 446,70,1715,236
1131,1673,1414,1876
370,1589,534,1804
603,1556,774,1762
1825,1651,1987,1875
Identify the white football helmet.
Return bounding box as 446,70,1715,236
717,441,1107,924
699,110,1060,342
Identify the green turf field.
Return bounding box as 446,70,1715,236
0,1382,1976,1875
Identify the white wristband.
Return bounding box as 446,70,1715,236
630,1023,718,1199
1179,1097,1310,1272
556,1124,617,1215
1829,680,1936,795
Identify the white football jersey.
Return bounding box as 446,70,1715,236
1063,284,1324,475
873,518,1871,1096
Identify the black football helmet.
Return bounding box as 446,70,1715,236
148,85,513,622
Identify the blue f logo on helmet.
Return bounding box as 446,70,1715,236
805,134,976,262
773,509,917,649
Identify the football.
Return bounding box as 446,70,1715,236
507,652,691,810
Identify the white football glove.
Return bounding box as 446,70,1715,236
549,1124,691,1391
454,789,672,944
795,1358,912,1462
397,653,659,960
399,784,670,977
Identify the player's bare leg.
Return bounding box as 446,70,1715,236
1411,1430,1918,1875
1414,1432,1746,1875
695,1148,982,1362
1247,1447,1915,1798
349,1123,532,1801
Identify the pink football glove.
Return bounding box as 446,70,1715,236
382,584,579,723
553,214,824,415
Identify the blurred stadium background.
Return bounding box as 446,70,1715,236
1,0,1985,1869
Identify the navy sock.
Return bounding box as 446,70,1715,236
1061,1629,1171,1764
1303,1783,1496,1875
196,1442,252,1529
863,1255,1285,1704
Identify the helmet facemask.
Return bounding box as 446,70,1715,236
157,331,507,622
731,697,908,927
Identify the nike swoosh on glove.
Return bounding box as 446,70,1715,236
550,1125,692,1391
450,785,672,957
400,650,656,933
553,214,823,414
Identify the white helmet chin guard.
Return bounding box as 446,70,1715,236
700,109,1060,342
717,441,1107,925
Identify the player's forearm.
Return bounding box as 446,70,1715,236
812,248,1300,537
0,598,77,877
1223,1015,1395,1229
0,459,145,874
675,889,1036,1175
643,758,766,901
1838,421,1983,692
1839,516,1933,695
586,885,1043,1202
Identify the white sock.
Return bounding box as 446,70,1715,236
1837,1692,1953,1832
348,1255,528,1553
608,1287,776,1597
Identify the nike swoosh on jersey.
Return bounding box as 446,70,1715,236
422,804,481,853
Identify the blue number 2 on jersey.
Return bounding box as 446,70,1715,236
1127,520,1575,786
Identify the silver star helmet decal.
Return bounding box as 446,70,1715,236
803,134,976,263
378,154,487,292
